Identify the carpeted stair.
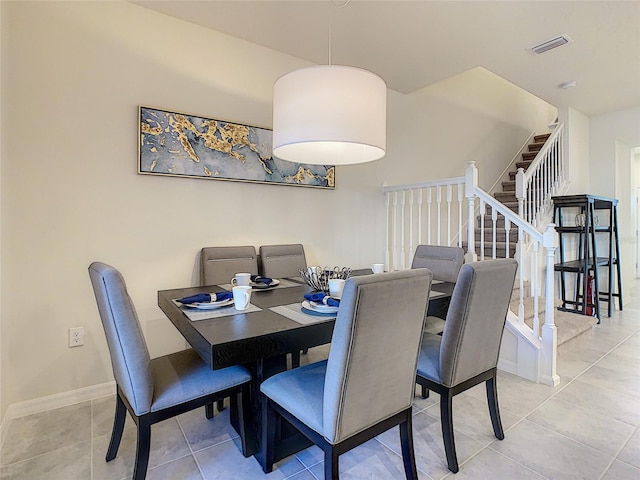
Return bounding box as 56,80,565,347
465,132,596,345
464,133,551,258
510,285,598,346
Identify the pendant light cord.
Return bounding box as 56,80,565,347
328,17,332,65
328,0,351,65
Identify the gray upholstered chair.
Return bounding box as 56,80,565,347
200,245,258,412
416,258,518,473
258,243,307,279
411,245,465,282
259,243,309,366
201,245,259,286
261,269,433,480
411,245,465,334
89,262,252,480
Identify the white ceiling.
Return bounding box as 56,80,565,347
132,0,640,117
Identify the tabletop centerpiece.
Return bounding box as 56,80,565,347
300,266,352,294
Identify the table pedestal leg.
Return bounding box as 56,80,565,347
230,354,312,465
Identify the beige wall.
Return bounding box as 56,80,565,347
389,67,558,189
560,106,591,193
1,1,558,414
589,107,640,303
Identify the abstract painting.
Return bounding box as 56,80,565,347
138,106,334,188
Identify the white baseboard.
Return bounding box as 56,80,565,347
0,381,116,448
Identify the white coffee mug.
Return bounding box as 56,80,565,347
231,273,251,287
232,286,252,310
328,278,346,298
372,263,384,274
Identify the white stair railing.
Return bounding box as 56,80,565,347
467,162,559,386
383,161,560,386
516,124,565,227
383,177,466,271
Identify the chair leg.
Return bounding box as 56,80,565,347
205,403,214,419
261,400,277,473
486,376,504,440
291,351,301,369
439,389,459,473
421,384,429,399
399,413,419,480
133,419,151,480
324,448,340,480
217,398,226,412
106,393,127,462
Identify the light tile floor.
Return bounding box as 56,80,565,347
1,299,639,479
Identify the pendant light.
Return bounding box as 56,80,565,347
271,3,387,166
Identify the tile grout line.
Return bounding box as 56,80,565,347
491,328,640,478
185,436,238,457
175,414,207,479
393,330,639,479
373,433,437,480
146,452,197,477
307,464,322,480
514,417,617,466
498,326,640,428
484,444,553,480
293,452,323,470
0,440,90,470
597,427,639,480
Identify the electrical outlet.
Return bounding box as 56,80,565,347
69,327,84,347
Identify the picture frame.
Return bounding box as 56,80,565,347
138,106,335,189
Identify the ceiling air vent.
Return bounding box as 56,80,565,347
528,34,573,54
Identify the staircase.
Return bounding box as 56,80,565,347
471,133,552,259
511,284,597,346
497,133,551,211
382,125,569,386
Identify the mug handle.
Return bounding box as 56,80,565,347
231,278,238,286
241,292,250,309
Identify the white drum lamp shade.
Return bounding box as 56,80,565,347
272,65,387,165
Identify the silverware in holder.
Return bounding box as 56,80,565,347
300,266,352,293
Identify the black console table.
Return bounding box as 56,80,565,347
552,194,623,321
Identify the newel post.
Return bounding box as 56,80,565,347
464,161,478,262
515,167,526,220
541,223,559,386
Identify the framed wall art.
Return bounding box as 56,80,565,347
138,106,335,189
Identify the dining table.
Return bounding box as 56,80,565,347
157,269,454,469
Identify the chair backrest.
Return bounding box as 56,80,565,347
439,259,518,387
258,244,307,278
411,245,464,283
201,246,258,285
88,262,153,416
323,269,433,444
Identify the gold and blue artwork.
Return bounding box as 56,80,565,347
138,106,335,189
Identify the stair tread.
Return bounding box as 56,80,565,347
511,296,598,345
494,193,517,200
517,160,534,168
488,130,592,346
510,294,560,316
534,133,551,143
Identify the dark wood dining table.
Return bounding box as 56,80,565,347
157,270,454,468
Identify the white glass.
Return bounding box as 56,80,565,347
372,263,384,274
